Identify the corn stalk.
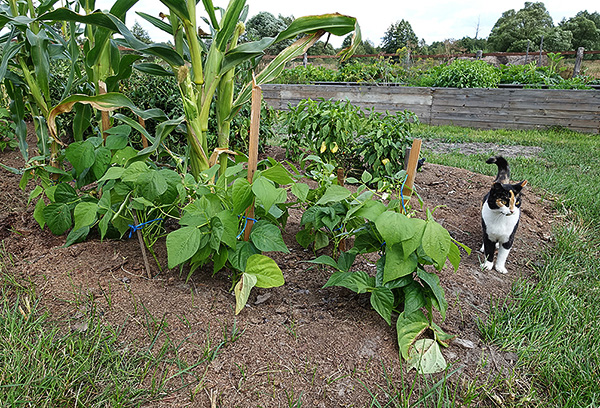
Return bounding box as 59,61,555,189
139,0,360,179
38,0,360,179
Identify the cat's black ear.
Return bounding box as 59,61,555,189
513,180,528,192
492,182,504,190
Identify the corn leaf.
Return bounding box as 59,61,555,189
108,0,138,21
48,93,165,145
136,11,173,34
220,37,275,75
134,63,175,76
159,0,190,24
26,28,51,101
37,9,184,66
231,34,320,117
214,0,245,51
201,0,219,30
275,13,358,41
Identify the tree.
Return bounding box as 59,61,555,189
380,19,418,54
341,35,377,55
456,36,488,53
245,12,293,55
131,21,152,44
577,11,600,30
306,40,336,56
560,14,600,50
488,2,557,52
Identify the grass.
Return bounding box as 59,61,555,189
0,277,169,407
0,258,242,407
414,123,600,407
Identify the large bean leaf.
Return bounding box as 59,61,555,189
43,203,72,235
249,221,289,253
422,218,452,270
166,226,201,268
234,272,256,315
397,311,429,360
245,254,284,288
370,287,394,325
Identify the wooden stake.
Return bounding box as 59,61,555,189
132,212,153,279
573,47,584,77
138,116,148,148
401,139,422,209
98,81,111,141
336,167,346,253
244,79,262,241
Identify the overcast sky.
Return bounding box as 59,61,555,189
96,0,599,47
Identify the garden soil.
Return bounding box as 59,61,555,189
0,134,556,407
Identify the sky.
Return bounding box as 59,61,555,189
95,0,600,48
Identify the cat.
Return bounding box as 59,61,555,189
481,156,527,274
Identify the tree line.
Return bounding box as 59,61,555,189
233,2,599,56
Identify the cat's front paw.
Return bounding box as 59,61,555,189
483,261,494,271
495,265,508,274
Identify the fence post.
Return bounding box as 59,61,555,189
303,52,308,67
538,36,544,67
476,50,482,60
573,47,585,77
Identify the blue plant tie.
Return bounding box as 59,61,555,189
128,218,163,238
236,215,258,239
400,173,409,214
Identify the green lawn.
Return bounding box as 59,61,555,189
415,124,600,407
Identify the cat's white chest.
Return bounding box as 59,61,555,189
482,202,520,243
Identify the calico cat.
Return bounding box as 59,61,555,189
481,156,527,274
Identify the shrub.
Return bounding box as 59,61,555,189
282,98,367,168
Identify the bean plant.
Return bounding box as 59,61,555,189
306,172,470,373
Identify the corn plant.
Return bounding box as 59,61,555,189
0,0,71,162
42,0,360,179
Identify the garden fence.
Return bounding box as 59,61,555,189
262,84,600,134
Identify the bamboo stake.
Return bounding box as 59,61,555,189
243,78,261,242
401,138,422,209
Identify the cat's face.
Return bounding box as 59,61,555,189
488,181,527,216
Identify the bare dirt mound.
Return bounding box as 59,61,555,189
0,141,555,407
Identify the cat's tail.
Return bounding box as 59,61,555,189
486,156,510,184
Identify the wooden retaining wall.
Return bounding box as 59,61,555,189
261,84,600,134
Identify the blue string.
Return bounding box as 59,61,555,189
399,173,409,214
128,218,163,238
236,215,258,239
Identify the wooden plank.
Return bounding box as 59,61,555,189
428,119,595,134
432,99,600,113
431,107,599,122
432,112,599,127
261,84,599,134
431,106,599,121
430,115,599,133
